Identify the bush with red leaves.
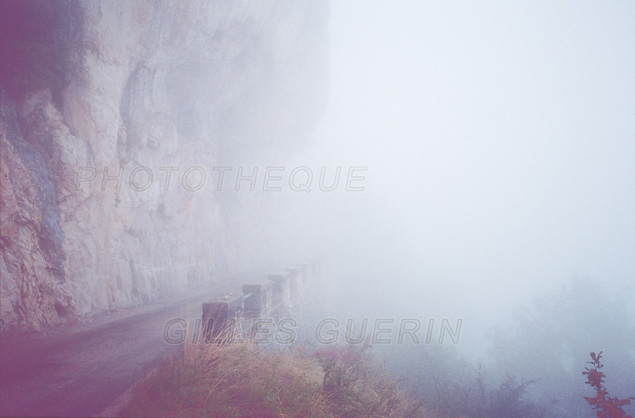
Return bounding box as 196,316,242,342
583,352,634,418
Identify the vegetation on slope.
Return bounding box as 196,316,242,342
583,351,634,418
119,339,635,418
119,341,429,418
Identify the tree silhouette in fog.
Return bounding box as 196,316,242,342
488,278,635,418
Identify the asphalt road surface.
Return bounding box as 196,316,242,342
0,279,245,417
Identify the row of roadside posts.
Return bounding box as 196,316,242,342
201,261,320,343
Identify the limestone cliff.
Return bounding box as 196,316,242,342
0,0,328,332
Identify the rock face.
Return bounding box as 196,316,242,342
0,0,328,332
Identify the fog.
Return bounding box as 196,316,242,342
236,2,635,415
1,1,633,416
252,0,634,335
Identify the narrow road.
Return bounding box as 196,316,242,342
0,279,248,417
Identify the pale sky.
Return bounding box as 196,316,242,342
270,1,635,356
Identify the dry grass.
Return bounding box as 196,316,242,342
118,339,434,418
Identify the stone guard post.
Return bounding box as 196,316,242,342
202,294,244,343
200,261,320,344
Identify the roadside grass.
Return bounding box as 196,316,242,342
118,338,431,418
